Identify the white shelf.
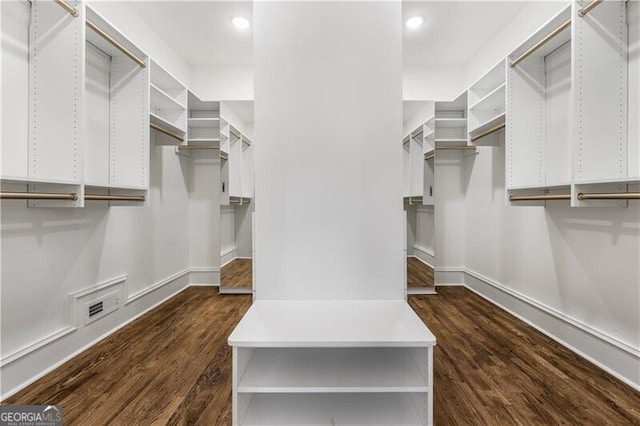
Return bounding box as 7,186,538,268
85,183,147,192
435,139,468,146
188,118,220,128
150,84,185,111
228,300,435,348
507,182,571,192
187,138,220,143
241,393,426,425
573,177,640,186
0,176,80,186
469,113,506,139
238,348,428,393
150,59,185,94
435,118,467,128
150,113,186,135
469,83,505,112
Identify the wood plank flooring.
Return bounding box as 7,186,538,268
220,259,252,289
406,256,434,288
6,287,640,425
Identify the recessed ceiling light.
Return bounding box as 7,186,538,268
232,16,250,30
406,16,424,30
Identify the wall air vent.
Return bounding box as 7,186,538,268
84,291,119,325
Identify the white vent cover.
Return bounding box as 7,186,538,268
84,291,119,325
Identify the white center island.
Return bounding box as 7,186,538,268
228,300,436,425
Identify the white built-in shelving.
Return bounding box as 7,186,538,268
468,59,506,145
220,115,254,206
506,1,635,207
1,0,149,207
149,59,187,145
435,92,468,148
229,300,436,425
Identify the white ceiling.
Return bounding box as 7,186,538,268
128,1,254,67
403,1,529,67
128,1,528,70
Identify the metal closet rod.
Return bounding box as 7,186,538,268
509,194,570,202
150,123,185,142
85,194,145,202
578,0,603,17
470,123,505,143
230,128,241,139
425,154,435,161
0,192,78,201
577,192,640,201
54,0,78,17
509,19,571,68
86,20,146,68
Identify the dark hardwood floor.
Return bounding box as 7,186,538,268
407,256,434,288
220,259,252,289
5,287,640,425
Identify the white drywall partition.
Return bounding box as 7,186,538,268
254,1,403,300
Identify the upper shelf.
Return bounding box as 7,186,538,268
469,83,505,112
188,118,220,128
435,118,467,128
150,84,185,111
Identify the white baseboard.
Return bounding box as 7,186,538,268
434,267,465,286
411,247,434,268
0,266,218,400
189,266,220,286
220,247,236,267
463,268,640,392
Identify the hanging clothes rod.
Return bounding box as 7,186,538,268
411,129,424,139
425,154,435,161
509,19,571,68
150,123,185,142
220,152,229,160
85,194,145,202
470,123,506,143
509,194,570,202
230,128,241,139
178,145,219,150
0,192,78,200
86,20,146,68
578,0,603,17
54,0,79,17
577,192,640,201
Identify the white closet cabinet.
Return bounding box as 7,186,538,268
1,0,84,207
434,92,468,148
220,119,254,206
150,59,187,146
229,301,436,425
84,5,149,202
507,1,634,207
468,59,506,145
186,92,220,147
2,1,149,207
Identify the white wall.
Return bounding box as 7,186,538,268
88,1,191,86
404,66,465,102
0,1,217,398
191,66,254,101
254,1,404,300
